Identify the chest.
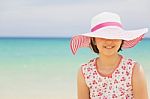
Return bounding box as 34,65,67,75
88,72,133,98
97,67,115,76
82,57,135,98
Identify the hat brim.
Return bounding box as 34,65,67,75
80,28,148,40
70,28,148,55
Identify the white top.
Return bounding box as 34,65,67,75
81,56,135,99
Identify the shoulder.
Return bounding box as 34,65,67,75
121,56,137,69
81,58,97,68
122,56,135,63
77,67,90,99
78,57,97,79
124,57,146,82
132,62,145,82
132,61,146,79
120,56,136,71
132,62,148,98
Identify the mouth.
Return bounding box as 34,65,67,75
103,46,115,49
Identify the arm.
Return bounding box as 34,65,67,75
132,63,149,99
77,68,90,99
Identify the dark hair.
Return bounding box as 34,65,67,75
90,38,123,54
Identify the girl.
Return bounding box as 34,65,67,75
70,12,148,99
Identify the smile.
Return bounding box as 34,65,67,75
103,46,115,49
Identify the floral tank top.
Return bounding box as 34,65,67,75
81,56,136,99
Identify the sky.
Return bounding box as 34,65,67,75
0,0,150,38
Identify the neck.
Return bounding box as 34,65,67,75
97,54,121,68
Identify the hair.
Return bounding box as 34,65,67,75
90,38,123,54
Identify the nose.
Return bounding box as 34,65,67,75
105,39,113,44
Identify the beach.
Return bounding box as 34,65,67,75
0,38,149,99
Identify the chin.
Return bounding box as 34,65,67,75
98,47,119,56
102,51,118,56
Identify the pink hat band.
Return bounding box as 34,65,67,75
91,22,123,32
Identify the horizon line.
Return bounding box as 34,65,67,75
0,36,150,39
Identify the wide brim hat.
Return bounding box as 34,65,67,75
70,12,148,55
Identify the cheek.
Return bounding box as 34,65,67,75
96,41,122,51
95,42,104,51
116,41,122,49
118,41,122,46
95,39,102,47
95,39,103,46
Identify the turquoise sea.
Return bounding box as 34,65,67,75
0,38,149,99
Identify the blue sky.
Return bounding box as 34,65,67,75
0,0,150,38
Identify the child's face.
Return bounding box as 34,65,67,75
95,37,122,56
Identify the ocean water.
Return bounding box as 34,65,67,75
0,38,149,99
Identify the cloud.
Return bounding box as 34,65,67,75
0,0,149,37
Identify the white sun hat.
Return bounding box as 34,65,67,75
70,12,148,55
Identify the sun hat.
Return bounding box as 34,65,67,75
70,12,148,55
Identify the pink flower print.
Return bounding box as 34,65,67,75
89,85,92,89
126,71,129,76
83,73,85,76
112,94,117,98
87,67,92,72
120,77,126,81
126,94,130,98
120,91,125,96
121,84,124,86
98,92,103,96
82,57,135,98
119,87,124,91
121,65,126,70
114,79,118,84
89,83,91,85
90,59,94,62
97,88,101,92
115,69,120,74
103,96,107,99
119,87,125,96
81,64,86,67
93,89,95,92
102,83,107,87
95,86,97,89
127,61,132,65
92,93,96,98
126,82,130,87
93,76,95,78
98,78,102,82
109,86,112,90
87,75,90,79
128,59,132,61
93,80,97,84
93,71,97,75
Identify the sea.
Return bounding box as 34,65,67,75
0,38,149,99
